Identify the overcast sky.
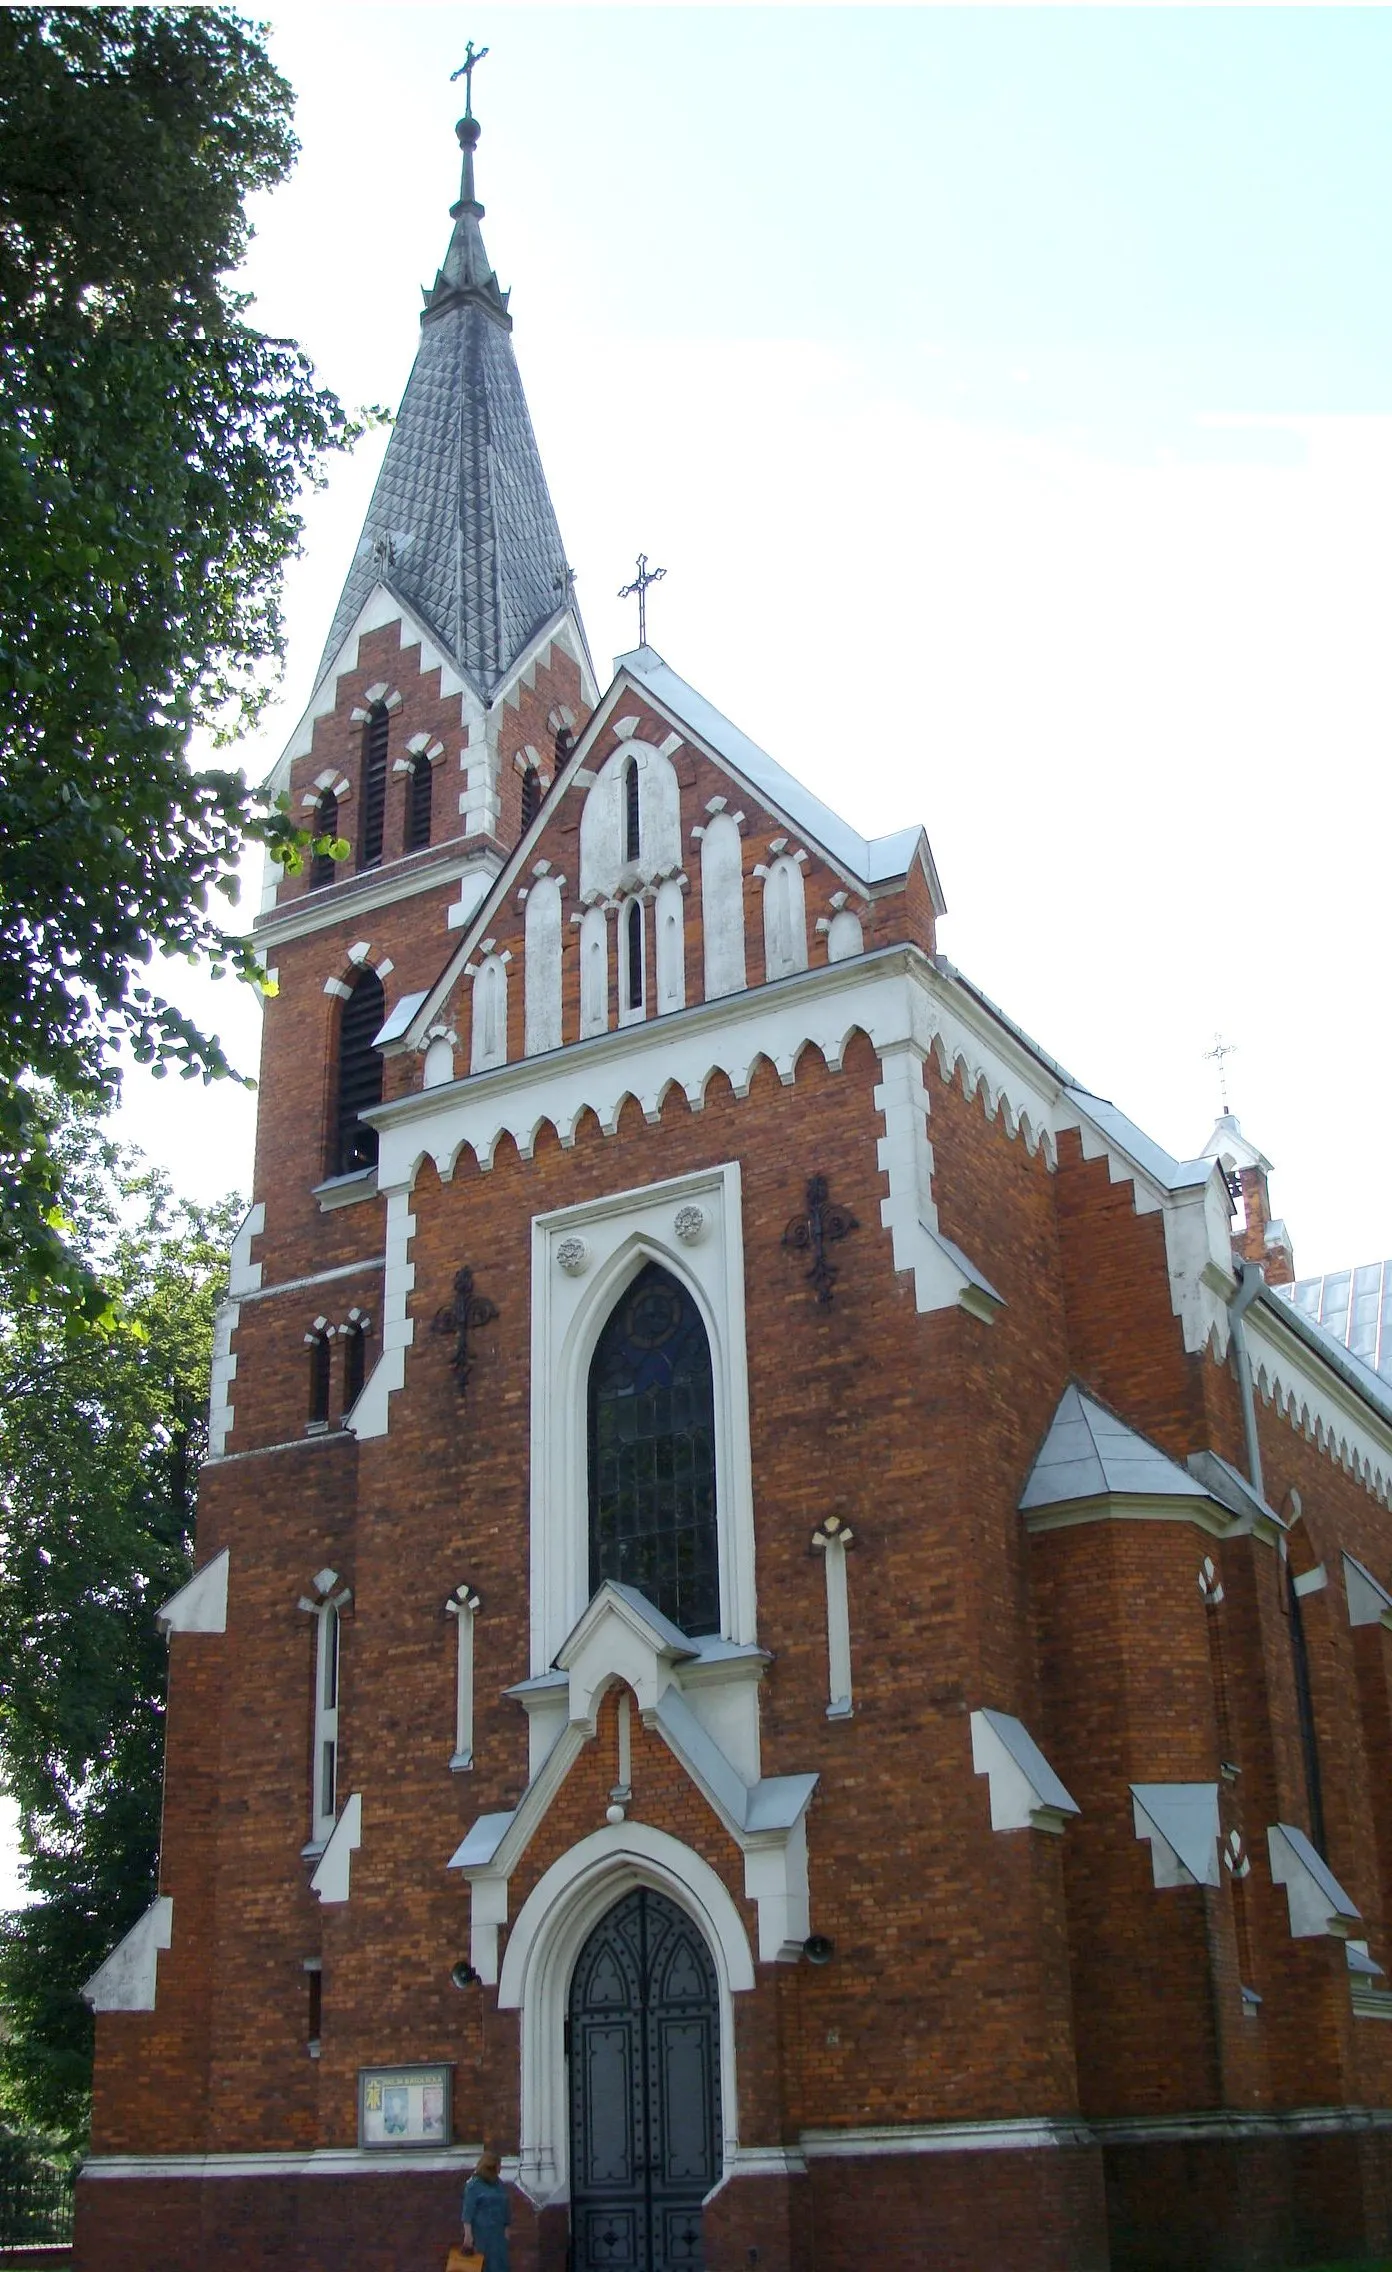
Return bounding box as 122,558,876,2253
15,0,1392,1914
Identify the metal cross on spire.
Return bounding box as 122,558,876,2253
619,553,666,647
450,39,489,119
1204,1032,1238,1114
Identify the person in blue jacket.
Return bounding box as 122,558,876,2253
462,2148,511,2271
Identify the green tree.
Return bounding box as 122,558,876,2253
0,1107,237,2141
0,8,358,1318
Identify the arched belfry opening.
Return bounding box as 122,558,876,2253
332,967,385,1176
567,1885,721,2272
587,1263,718,1635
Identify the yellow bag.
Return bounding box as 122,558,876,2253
446,2250,484,2272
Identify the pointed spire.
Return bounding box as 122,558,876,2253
424,103,511,328
313,76,582,706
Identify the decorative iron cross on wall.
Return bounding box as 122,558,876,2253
783,1175,858,1306
432,1267,499,1395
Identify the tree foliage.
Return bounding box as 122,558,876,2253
0,8,358,1315
0,1107,238,2141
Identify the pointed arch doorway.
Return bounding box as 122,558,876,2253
567,1886,722,2270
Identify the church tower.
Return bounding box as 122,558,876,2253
78,81,1392,2272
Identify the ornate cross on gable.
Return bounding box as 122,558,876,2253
618,552,666,646
432,1267,499,1394
1204,1032,1237,1114
450,39,489,118
783,1175,858,1306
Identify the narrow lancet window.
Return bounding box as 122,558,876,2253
306,1322,333,1428
626,898,643,1011
520,764,542,833
406,750,433,852
342,1310,370,1410
360,704,389,867
332,969,385,1176
624,755,640,863
588,1263,718,1635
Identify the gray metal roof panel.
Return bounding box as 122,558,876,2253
616,648,935,891
1020,1384,1209,1512
1261,1284,1392,1432
316,294,571,703
1062,1088,1213,1195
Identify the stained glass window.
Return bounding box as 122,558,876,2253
588,1263,718,1635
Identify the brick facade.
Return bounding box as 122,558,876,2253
79,163,1392,2272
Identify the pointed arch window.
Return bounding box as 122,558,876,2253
624,755,640,864
360,704,389,868
625,897,644,1012
520,764,543,834
305,1321,333,1428
406,750,433,853
310,790,339,889
587,1263,718,1635
332,968,385,1177
342,1309,371,1411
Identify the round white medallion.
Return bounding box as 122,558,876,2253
673,1204,706,1246
555,1236,590,1277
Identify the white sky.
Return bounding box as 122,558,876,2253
114,4,1392,1282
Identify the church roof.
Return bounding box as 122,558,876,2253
1019,1384,1209,1512
313,110,574,705
618,647,943,900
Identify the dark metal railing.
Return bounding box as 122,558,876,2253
0,2155,75,2248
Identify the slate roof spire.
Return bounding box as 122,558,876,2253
314,87,579,704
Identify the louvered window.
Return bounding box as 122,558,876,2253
310,790,338,888
332,969,385,1176
588,1263,718,1636
406,750,433,853
360,705,389,867
624,755,640,863
520,765,542,833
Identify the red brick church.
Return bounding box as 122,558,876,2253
77,87,1392,2272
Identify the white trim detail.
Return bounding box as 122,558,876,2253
82,1896,173,2012
1268,1822,1360,1940
227,1202,265,1297
494,1823,754,2207
1247,1305,1392,1508
529,1165,754,1666
799,2115,1092,2159
208,1298,240,1460
82,2145,485,2180
156,1548,229,1637
1131,1784,1221,1888
447,1585,481,1770
1344,1553,1392,1629
970,1710,1079,1834
811,1519,854,1718
348,1187,416,1441
309,1791,362,1905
